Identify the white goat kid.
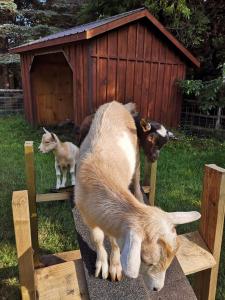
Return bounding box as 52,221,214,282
75,101,200,291
39,128,79,189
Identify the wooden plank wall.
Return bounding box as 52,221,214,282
21,53,34,123
63,43,89,125
30,52,73,125
89,20,186,127
21,19,187,127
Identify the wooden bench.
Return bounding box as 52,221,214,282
144,159,224,300
12,142,225,299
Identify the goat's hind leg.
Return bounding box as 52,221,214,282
92,227,109,279
109,236,122,281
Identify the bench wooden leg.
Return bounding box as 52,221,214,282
194,164,225,300
12,190,36,300
24,141,39,266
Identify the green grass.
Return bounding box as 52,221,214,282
0,115,78,299
0,115,224,299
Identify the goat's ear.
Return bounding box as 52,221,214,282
140,119,151,132
43,127,49,134
124,102,137,116
121,230,142,278
51,133,56,141
167,211,201,225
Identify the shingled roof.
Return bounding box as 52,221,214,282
10,7,200,67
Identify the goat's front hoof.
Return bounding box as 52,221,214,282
109,263,122,281
95,260,109,279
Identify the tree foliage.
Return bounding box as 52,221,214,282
1,0,81,55
0,0,81,88
77,0,207,48
0,0,17,24
179,64,225,111
78,0,191,23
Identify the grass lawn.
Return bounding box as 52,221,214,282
0,115,224,299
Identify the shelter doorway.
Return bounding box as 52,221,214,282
30,52,74,125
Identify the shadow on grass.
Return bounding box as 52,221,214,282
0,266,20,300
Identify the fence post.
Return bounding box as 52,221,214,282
12,190,36,300
143,155,157,206
194,164,225,300
24,141,39,266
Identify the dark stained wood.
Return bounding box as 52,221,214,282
161,64,172,125
107,59,117,101
144,10,200,67
11,8,200,68
140,62,150,114
30,52,74,125
118,27,128,57
10,31,87,54
125,60,135,102
136,23,145,59
86,9,146,40
83,44,89,120
18,8,199,127
167,65,178,127
22,54,34,124
75,44,83,124
91,56,97,111
147,63,158,119
107,30,118,57
117,59,126,102
98,58,107,106
20,55,28,121
174,64,186,125
70,45,78,124
144,26,152,61
133,62,143,111
73,43,89,124
97,35,107,57
154,64,165,122
151,33,160,62
127,24,137,59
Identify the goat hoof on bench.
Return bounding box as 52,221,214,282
109,263,122,281
95,260,109,279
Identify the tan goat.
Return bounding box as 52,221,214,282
39,128,79,189
75,101,200,291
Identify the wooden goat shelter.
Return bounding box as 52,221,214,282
11,7,199,127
